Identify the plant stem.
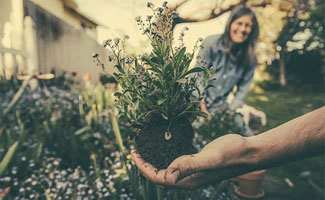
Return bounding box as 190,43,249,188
2,77,31,117
157,187,163,200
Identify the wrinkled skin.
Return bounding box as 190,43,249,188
132,107,325,190
132,134,249,189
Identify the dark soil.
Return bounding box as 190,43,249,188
134,114,197,170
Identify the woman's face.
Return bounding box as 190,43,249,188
230,15,253,44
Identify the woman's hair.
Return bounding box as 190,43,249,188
220,5,259,67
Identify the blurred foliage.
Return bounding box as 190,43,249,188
0,77,226,199
269,0,324,87
253,0,287,64
195,107,240,142
266,49,324,89
0,77,129,198
275,0,324,54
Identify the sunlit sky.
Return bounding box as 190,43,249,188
75,0,229,53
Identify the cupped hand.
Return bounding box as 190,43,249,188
131,149,218,189
131,134,248,189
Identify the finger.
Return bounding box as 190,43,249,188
131,150,155,172
130,147,136,154
131,150,166,184
165,154,198,184
175,171,218,190
131,149,143,163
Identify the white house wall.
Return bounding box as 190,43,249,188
0,0,26,78
0,0,12,41
24,1,113,83
29,0,78,30
29,0,97,38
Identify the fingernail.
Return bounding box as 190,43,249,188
171,170,180,184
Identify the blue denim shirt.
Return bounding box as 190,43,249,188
197,34,256,112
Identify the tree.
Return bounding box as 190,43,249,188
274,0,324,86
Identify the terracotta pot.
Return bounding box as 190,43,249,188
233,169,266,199
0,187,11,198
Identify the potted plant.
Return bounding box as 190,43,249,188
233,169,266,199
93,2,212,169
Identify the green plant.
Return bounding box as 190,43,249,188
0,141,18,176
0,78,230,199
95,2,212,169
195,107,240,142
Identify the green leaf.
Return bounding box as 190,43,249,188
151,57,160,65
153,80,163,88
157,99,166,105
114,64,125,74
123,89,138,96
161,113,168,120
114,92,123,97
180,67,206,78
148,67,162,75
176,79,187,84
119,81,127,89
142,55,158,67
136,110,157,122
33,142,43,161
204,84,215,90
75,126,91,135
80,133,92,141
134,57,139,71
175,47,186,66
0,141,19,176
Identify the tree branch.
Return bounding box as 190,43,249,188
173,0,188,10
171,0,269,29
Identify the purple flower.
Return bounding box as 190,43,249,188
147,2,154,8
146,15,153,21
135,16,141,22
113,38,120,45
92,53,99,58
171,11,178,19
158,7,164,14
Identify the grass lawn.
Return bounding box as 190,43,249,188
246,88,323,130
245,87,324,200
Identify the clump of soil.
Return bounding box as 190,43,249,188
134,114,197,170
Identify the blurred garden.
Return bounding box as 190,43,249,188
0,0,324,199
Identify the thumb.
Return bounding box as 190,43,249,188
165,154,198,184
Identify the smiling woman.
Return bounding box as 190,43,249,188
230,15,253,43
198,5,260,137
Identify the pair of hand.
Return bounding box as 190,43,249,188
131,134,248,189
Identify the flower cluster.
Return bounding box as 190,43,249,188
0,152,133,200
97,2,212,133
135,1,177,42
